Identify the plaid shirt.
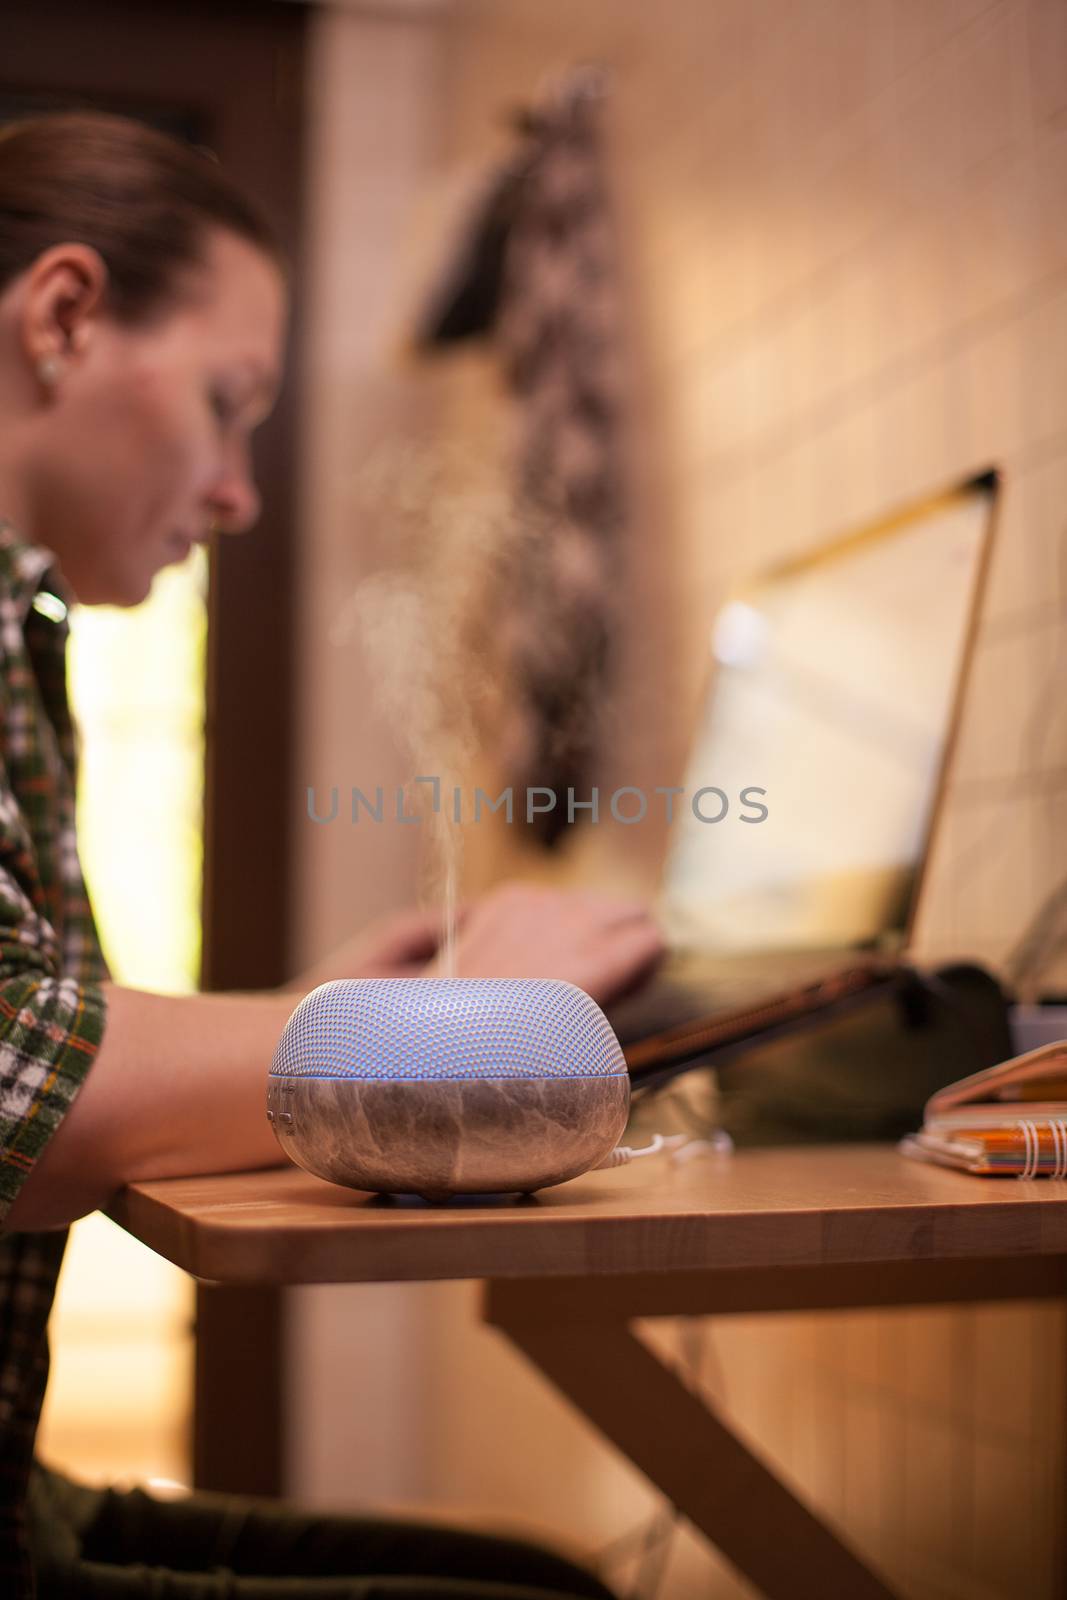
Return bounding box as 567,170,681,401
0,520,109,1597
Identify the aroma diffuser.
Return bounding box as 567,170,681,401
267,977,630,1200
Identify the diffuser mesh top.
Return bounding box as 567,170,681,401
269,978,627,1083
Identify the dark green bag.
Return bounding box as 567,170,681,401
703,964,1013,1147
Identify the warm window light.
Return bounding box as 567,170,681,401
36,550,208,1487
68,553,208,996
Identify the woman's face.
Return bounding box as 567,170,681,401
27,227,287,606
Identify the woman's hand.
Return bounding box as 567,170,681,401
288,905,465,991
426,881,664,1006
286,882,664,1007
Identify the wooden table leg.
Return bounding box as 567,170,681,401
485,1285,901,1600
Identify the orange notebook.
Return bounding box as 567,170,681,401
900,1040,1067,1178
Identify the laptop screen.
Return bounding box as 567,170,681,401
661,473,998,954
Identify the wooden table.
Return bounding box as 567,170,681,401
107,1145,1067,1600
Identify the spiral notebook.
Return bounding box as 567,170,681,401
900,1040,1067,1177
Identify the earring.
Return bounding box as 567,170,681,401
36,354,62,389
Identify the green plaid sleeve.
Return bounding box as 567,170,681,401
0,774,108,1222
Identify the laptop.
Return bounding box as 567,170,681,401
607,469,1001,1083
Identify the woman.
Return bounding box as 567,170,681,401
0,112,661,1598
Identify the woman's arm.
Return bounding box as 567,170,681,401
4,882,663,1234
4,982,298,1232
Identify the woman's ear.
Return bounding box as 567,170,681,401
20,242,109,384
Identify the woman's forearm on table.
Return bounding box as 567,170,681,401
5,982,302,1232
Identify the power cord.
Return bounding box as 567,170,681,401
586,1305,730,1599
594,1131,734,1170
587,1127,731,1596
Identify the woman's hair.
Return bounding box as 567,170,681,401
0,109,283,322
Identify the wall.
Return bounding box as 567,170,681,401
291,2,1067,1595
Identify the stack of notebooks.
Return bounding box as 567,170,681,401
901,1040,1067,1178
